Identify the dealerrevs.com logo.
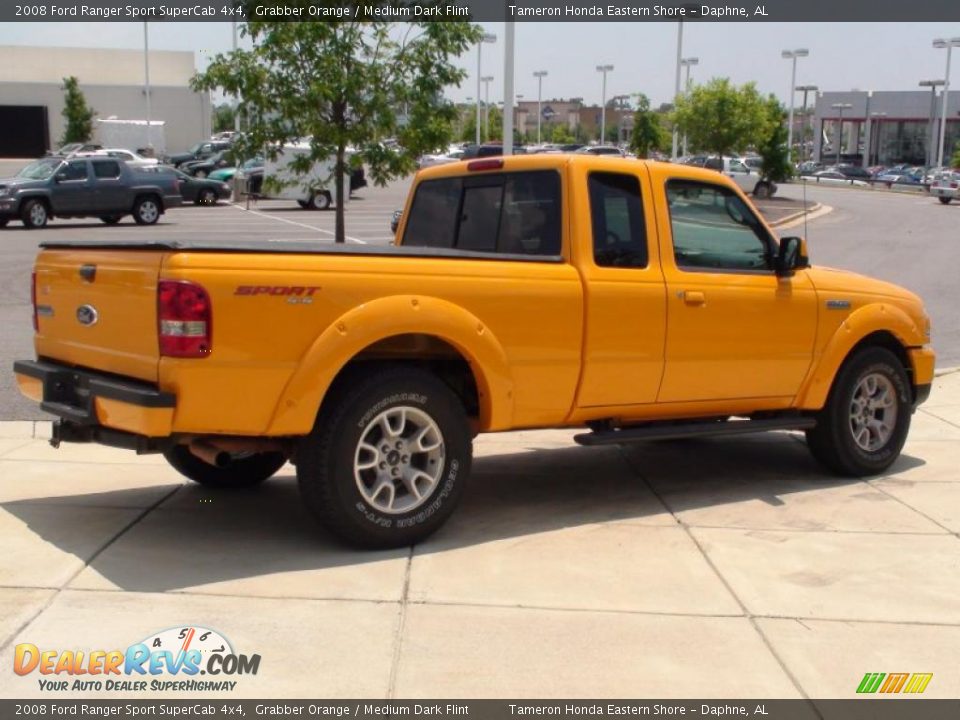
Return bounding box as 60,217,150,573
13,626,260,692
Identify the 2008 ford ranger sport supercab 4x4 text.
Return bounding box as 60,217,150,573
14,155,935,548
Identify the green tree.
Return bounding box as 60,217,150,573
672,78,768,159
629,93,665,158
549,124,574,145
193,15,480,243
212,104,236,134
952,140,960,169
757,96,793,182
60,76,95,146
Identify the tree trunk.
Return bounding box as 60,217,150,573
335,145,346,244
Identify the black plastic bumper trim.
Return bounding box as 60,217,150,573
913,383,932,410
14,359,175,410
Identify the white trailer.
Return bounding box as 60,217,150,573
94,118,167,157
250,142,351,210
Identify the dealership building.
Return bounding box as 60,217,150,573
811,89,960,166
0,45,211,158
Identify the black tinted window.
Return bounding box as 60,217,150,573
61,161,87,180
403,171,560,257
93,161,121,179
589,172,647,268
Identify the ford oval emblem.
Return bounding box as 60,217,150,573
76,305,99,326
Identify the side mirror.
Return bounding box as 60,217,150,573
775,236,810,277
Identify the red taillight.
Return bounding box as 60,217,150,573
30,271,38,332
467,159,504,172
158,280,212,357
951,182,958,189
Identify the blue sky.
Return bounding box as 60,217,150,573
2,21,959,106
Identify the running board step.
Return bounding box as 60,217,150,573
574,417,817,446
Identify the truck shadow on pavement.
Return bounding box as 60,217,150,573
0,433,926,594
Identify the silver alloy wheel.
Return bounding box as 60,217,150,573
354,406,445,515
849,372,899,452
138,200,159,223
30,203,47,226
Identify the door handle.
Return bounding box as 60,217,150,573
682,290,706,305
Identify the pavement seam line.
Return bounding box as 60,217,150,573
229,202,368,244
866,481,957,537
0,484,182,655
386,545,414,699
617,447,819,711
918,407,960,431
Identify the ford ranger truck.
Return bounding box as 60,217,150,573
13,155,935,548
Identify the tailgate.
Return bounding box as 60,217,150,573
34,249,164,382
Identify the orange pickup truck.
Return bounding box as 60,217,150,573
14,155,935,548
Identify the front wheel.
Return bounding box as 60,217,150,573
197,189,217,205
163,445,287,488
938,196,952,205
805,347,912,476
21,199,48,229
753,181,771,199
307,191,331,210
297,366,472,548
133,196,161,225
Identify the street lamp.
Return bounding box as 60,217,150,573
533,70,548,145
596,64,614,143
481,75,494,142
796,84,818,162
831,102,852,165
919,80,945,166
476,33,496,146
932,38,960,168
671,20,684,159
782,48,809,164
679,57,699,155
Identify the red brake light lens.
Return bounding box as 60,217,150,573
30,271,38,332
158,280,212,357
467,159,504,172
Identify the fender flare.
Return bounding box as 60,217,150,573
795,302,924,410
266,295,515,435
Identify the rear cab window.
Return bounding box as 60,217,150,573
402,170,561,258
93,161,122,179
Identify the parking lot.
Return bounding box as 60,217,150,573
1,161,958,700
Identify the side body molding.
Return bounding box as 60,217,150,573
266,295,515,435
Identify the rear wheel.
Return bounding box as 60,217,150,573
753,181,771,199
308,191,331,210
297,366,472,548
21,199,48,229
938,196,952,205
163,445,287,488
0,217,8,228
100,215,122,225
197,189,217,205
133,195,161,225
805,347,911,476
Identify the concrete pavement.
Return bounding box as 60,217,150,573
0,372,958,699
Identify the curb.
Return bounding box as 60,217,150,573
767,202,822,228
935,366,960,377
770,203,834,231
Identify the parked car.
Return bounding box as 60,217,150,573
874,169,924,187
208,157,264,184
930,170,960,204
181,150,234,178
75,148,159,169
704,156,777,198
48,142,101,157
801,169,869,187
576,145,625,157
462,143,504,159
14,155,935,549
165,140,232,168
834,164,873,180
171,167,232,205
0,156,181,228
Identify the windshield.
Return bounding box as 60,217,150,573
242,157,264,169
17,159,62,180
188,143,202,154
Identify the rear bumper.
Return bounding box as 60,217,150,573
13,359,176,440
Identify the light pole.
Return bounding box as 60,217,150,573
831,102,852,165
933,38,960,169
533,70,548,146
142,22,153,150
919,80,945,166
503,22,515,155
596,64,614,143
672,20,683,159
679,57,698,156
796,84,818,162
481,76,494,142
476,33,496,146
782,48,809,164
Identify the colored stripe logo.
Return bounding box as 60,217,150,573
857,672,933,694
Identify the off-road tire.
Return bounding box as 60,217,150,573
163,445,287,488
297,365,472,548
21,199,48,229
805,347,912,476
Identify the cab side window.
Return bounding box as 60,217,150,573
588,172,648,268
93,161,121,179
666,180,771,272
61,161,88,181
